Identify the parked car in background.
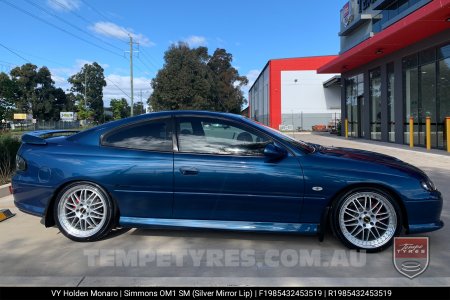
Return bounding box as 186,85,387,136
12,111,443,252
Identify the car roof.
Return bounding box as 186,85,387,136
67,110,247,143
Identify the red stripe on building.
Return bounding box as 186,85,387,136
268,56,337,129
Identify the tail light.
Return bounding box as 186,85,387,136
15,154,27,171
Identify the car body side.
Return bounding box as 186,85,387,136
12,111,443,235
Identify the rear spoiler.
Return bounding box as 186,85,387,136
21,130,80,145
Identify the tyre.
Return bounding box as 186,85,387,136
54,181,115,242
331,188,402,252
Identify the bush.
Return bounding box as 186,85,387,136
0,134,21,184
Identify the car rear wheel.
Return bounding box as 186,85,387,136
54,182,115,242
331,188,402,252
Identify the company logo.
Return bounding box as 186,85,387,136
341,1,355,27
393,237,429,279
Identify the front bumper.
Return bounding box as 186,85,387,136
408,220,444,234
405,190,444,234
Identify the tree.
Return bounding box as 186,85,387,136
52,88,74,120
68,62,106,122
0,72,17,121
10,63,39,114
9,64,70,120
149,43,213,111
110,98,130,120
207,48,248,113
32,66,56,120
148,44,248,113
133,101,145,115
66,92,87,120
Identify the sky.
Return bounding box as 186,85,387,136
0,0,346,107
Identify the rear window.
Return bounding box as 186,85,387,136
102,118,172,152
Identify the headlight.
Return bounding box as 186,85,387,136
421,179,436,191
15,154,27,171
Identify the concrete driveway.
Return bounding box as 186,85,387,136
0,133,449,286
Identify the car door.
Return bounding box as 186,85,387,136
100,117,174,219
173,115,304,223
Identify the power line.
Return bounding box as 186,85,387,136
139,49,160,69
2,0,123,58
105,77,131,100
0,41,133,102
46,0,125,52
28,0,124,52
137,57,153,73
0,42,31,63
81,0,157,70
81,0,130,36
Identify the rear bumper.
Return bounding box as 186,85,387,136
12,177,52,218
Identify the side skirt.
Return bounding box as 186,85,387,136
119,217,318,235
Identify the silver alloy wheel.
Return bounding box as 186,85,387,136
338,191,397,249
57,184,107,238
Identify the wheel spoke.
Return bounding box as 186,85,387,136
371,200,380,212
354,199,365,211
375,222,388,230
349,225,360,235
90,215,103,220
345,207,359,214
64,203,76,211
344,219,358,224
372,225,381,238
377,215,390,221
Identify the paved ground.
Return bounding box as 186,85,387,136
0,133,449,286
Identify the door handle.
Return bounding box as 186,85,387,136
179,167,199,175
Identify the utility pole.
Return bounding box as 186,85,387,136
129,34,134,117
84,69,87,123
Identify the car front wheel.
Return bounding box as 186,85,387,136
54,182,115,242
331,188,402,252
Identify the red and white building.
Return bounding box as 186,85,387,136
248,56,341,131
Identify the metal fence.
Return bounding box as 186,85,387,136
8,120,81,131
280,112,341,131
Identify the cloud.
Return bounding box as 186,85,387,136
90,22,155,47
184,35,207,47
47,0,81,11
245,69,261,89
104,74,153,106
240,69,261,97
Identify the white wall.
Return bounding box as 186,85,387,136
281,70,340,114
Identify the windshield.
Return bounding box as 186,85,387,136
243,117,315,154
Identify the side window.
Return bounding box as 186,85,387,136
102,118,173,151
176,117,270,156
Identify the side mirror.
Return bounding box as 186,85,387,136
264,143,287,160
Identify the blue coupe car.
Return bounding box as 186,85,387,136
12,111,443,252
